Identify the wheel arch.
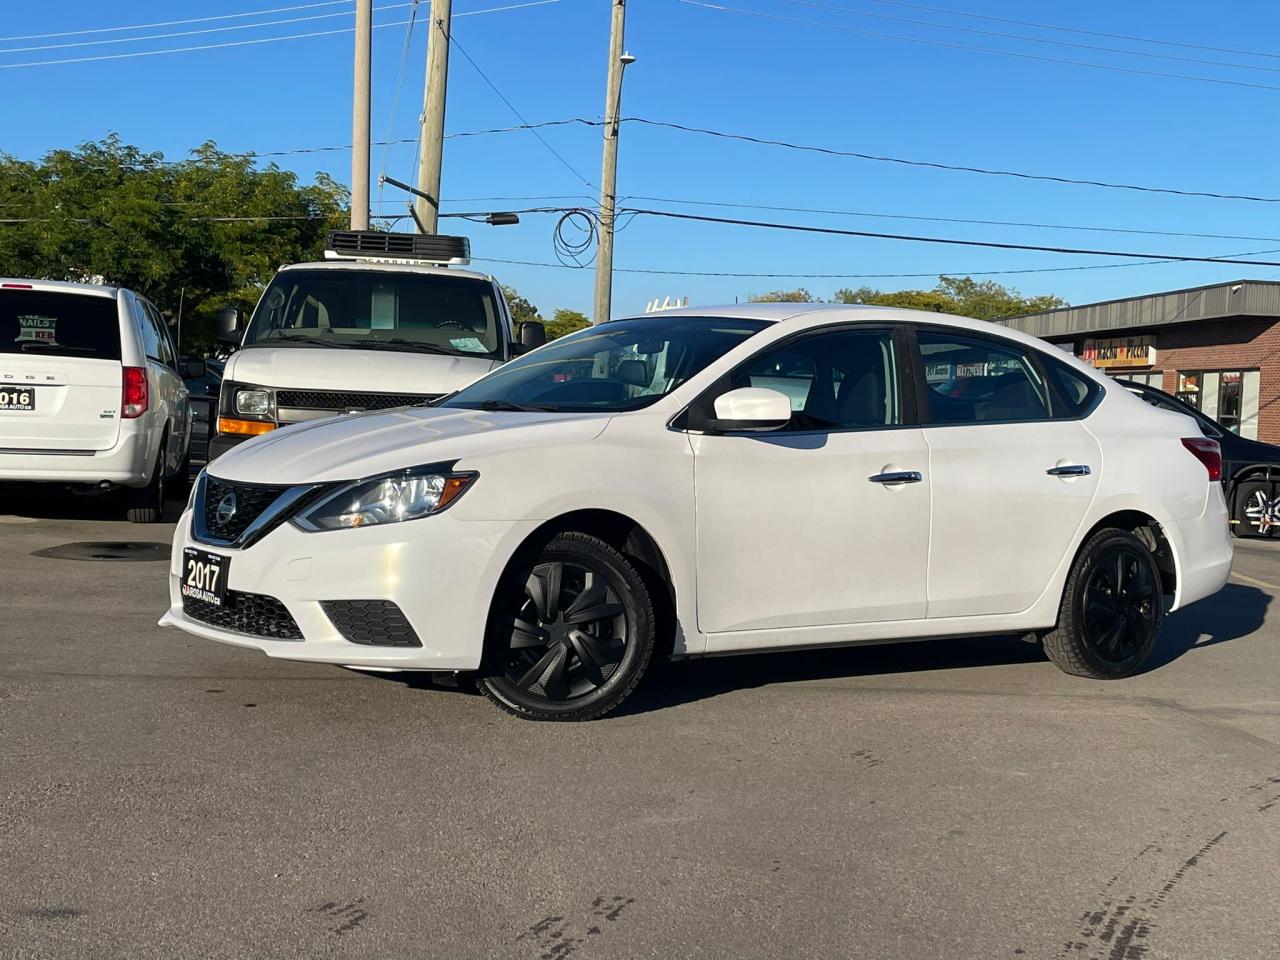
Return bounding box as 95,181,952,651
479,508,681,671
1075,509,1177,599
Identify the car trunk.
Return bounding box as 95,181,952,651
0,289,124,452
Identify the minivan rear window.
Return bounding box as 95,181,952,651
1,291,121,360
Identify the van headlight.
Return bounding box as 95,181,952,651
292,468,477,531
235,388,271,416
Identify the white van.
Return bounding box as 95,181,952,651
209,232,543,461
0,279,192,522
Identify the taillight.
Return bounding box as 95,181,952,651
1181,437,1222,481
122,366,148,419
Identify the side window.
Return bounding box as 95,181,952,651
1042,355,1101,418
917,330,1050,425
146,303,176,367
133,298,162,363
727,328,900,431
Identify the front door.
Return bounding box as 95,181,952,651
691,326,931,639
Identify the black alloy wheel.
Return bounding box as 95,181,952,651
1043,527,1163,680
478,532,656,721
1081,544,1158,665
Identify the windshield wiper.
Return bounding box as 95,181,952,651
257,335,352,348
19,342,97,354
478,399,560,413
349,338,473,357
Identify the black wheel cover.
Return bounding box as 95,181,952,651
1081,544,1158,664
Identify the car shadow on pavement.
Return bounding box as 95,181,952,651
1144,582,1269,672
0,486,186,523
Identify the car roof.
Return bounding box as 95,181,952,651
280,260,494,283
0,278,119,299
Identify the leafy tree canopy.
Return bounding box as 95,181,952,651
744,278,1066,320
545,307,590,341
502,285,542,326
0,135,348,351
747,288,816,303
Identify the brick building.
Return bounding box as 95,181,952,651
1005,280,1280,443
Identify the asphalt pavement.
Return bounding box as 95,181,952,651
1,494,1277,959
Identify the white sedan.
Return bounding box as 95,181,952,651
160,305,1232,720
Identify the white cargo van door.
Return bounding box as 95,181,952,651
0,287,125,452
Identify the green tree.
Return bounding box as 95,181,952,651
545,307,590,341
832,277,1066,320
747,288,815,303
501,285,542,325
0,135,347,351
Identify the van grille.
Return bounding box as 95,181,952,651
276,390,438,412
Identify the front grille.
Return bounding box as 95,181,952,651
201,476,288,542
183,589,303,640
276,390,438,412
321,600,422,647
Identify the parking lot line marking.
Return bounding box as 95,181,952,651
1231,571,1280,592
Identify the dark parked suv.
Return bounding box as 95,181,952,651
1122,379,1280,537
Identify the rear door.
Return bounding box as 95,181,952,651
914,326,1102,618
0,287,124,451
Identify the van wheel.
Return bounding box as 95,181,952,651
126,457,165,523
1043,528,1163,680
478,532,655,721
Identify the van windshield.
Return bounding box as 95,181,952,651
1,290,121,360
440,315,769,413
242,268,503,359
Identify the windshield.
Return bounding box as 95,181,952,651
440,315,769,413
1,290,121,359
242,268,503,359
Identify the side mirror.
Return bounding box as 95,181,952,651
519,320,546,350
216,306,243,346
181,357,207,379
706,387,792,432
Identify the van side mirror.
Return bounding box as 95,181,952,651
181,357,207,379
519,320,546,350
216,306,243,346
691,386,792,433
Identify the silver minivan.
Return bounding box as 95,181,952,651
0,279,192,521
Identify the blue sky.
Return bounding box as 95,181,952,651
5,0,1280,318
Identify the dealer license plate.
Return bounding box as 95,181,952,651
0,387,35,411
182,547,229,607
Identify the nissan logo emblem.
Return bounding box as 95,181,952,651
215,492,238,525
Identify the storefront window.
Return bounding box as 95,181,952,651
1173,369,1259,439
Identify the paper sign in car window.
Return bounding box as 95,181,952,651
18,315,57,343
450,337,487,353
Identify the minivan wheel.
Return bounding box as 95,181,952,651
478,532,655,721
126,457,165,523
1043,528,1163,680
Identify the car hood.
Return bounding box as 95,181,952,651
208,405,613,483
225,344,500,395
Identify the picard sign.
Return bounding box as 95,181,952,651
1082,336,1156,369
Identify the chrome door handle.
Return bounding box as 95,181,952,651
869,470,923,485
1046,464,1091,477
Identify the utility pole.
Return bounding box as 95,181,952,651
592,0,631,324
415,0,452,233
351,0,372,230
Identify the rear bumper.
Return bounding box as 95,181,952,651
1169,484,1233,611
0,428,152,486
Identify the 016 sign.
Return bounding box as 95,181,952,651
1083,336,1156,369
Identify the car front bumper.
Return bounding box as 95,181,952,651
159,505,539,670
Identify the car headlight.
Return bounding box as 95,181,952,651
235,388,271,416
292,468,477,531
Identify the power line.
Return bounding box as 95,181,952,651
616,206,1280,267
866,0,1280,62
448,33,596,189
622,193,1280,244
621,117,1280,203
0,3,412,55
781,0,1280,76
0,1,559,69
677,0,1280,94
0,0,351,43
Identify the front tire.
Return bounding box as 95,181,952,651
1043,528,1163,680
478,532,655,721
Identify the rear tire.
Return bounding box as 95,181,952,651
478,532,655,721
1234,479,1280,538
1043,527,1163,680
126,453,165,523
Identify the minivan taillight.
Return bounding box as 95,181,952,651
122,366,148,419
1181,437,1222,481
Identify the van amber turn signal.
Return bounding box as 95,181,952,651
217,417,275,436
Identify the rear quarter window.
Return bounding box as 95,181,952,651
0,291,121,360
1042,354,1102,418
